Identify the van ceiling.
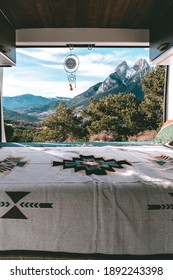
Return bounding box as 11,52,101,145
0,0,172,30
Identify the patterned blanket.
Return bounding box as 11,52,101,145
0,144,173,255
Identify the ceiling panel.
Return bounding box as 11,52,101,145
0,0,172,29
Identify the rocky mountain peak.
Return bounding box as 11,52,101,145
115,60,130,79
96,58,150,95
67,58,151,108
133,58,150,73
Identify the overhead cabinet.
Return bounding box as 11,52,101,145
150,2,173,65
0,10,16,66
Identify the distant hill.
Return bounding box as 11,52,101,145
3,94,71,122
68,58,151,108
24,100,66,120
3,94,70,111
3,107,40,122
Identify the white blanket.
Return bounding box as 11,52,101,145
0,144,173,255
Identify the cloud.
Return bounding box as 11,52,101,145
17,48,68,64
39,63,64,70
3,47,149,98
78,62,114,78
38,52,115,79
3,75,93,98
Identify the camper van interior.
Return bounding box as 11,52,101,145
0,0,173,259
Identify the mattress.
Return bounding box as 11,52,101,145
0,144,173,255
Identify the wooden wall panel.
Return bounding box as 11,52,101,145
0,0,172,29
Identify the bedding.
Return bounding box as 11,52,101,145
0,143,173,256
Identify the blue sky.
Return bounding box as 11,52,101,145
3,47,149,98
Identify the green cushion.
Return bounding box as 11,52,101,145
155,120,173,143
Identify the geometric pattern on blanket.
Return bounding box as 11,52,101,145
148,193,173,221
52,154,132,175
0,156,27,174
0,192,53,219
151,154,173,166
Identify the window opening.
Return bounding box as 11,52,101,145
2,47,165,143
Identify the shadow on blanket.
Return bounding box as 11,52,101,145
0,251,173,260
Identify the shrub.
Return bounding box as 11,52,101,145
128,130,157,142
89,131,114,142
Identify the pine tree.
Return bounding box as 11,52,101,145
81,93,143,141
140,65,165,130
37,101,85,142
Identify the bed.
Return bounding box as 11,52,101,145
0,142,173,258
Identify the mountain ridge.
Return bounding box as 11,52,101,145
3,95,71,122
3,94,71,111
68,58,151,108
3,58,151,122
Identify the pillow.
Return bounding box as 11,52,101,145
155,120,173,143
163,141,173,149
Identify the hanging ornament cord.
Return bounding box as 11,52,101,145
64,46,79,91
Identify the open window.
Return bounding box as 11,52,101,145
1,46,166,144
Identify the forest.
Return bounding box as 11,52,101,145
4,65,165,143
